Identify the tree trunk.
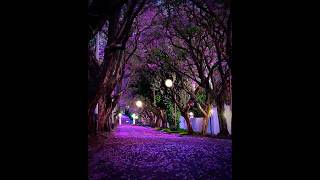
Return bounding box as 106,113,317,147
182,111,193,134
88,50,123,117
200,106,211,135
217,103,229,136
88,102,96,134
104,107,113,132
97,97,107,131
201,114,210,135
155,116,161,128
160,110,167,128
162,120,167,128
145,111,154,127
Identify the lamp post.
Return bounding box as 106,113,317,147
165,79,176,129
118,113,122,125
136,100,143,108
131,113,137,125
135,100,143,125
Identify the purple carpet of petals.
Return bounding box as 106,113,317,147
89,125,232,180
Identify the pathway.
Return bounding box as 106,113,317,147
88,125,232,180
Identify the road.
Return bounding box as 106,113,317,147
88,125,232,180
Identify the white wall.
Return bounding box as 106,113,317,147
224,104,232,135
179,104,232,135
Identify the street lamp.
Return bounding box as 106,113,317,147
136,100,143,108
118,113,122,125
189,112,194,118
165,79,173,88
131,113,138,125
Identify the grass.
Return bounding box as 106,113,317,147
179,131,189,135
160,128,191,135
155,127,231,139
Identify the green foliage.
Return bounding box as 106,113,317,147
164,98,175,126
189,106,203,117
186,25,200,35
180,24,201,37
176,49,187,58
196,90,206,103
155,94,161,104
132,70,154,101
176,110,181,129
152,48,170,61
162,96,181,129
155,92,166,109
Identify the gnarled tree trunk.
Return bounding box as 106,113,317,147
217,103,229,136
160,110,167,128
200,105,211,136
182,111,193,134
97,97,107,132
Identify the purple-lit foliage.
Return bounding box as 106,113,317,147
132,0,232,136
88,0,231,136
88,0,148,133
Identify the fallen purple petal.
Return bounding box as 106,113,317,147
89,125,232,180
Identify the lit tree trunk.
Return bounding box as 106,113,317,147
200,105,211,136
201,114,210,135
217,102,229,136
182,111,193,134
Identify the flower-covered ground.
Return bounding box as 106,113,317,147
89,125,232,180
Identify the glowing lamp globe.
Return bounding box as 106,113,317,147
136,100,143,108
165,79,173,87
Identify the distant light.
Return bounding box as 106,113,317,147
165,79,173,87
189,112,194,118
118,113,122,117
136,100,143,108
131,113,136,119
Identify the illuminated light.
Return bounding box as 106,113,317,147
131,113,137,125
131,113,136,118
165,79,173,87
118,113,122,117
189,112,194,118
209,108,213,115
136,100,143,108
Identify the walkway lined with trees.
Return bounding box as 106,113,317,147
89,125,232,180
88,0,231,137
88,0,232,179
